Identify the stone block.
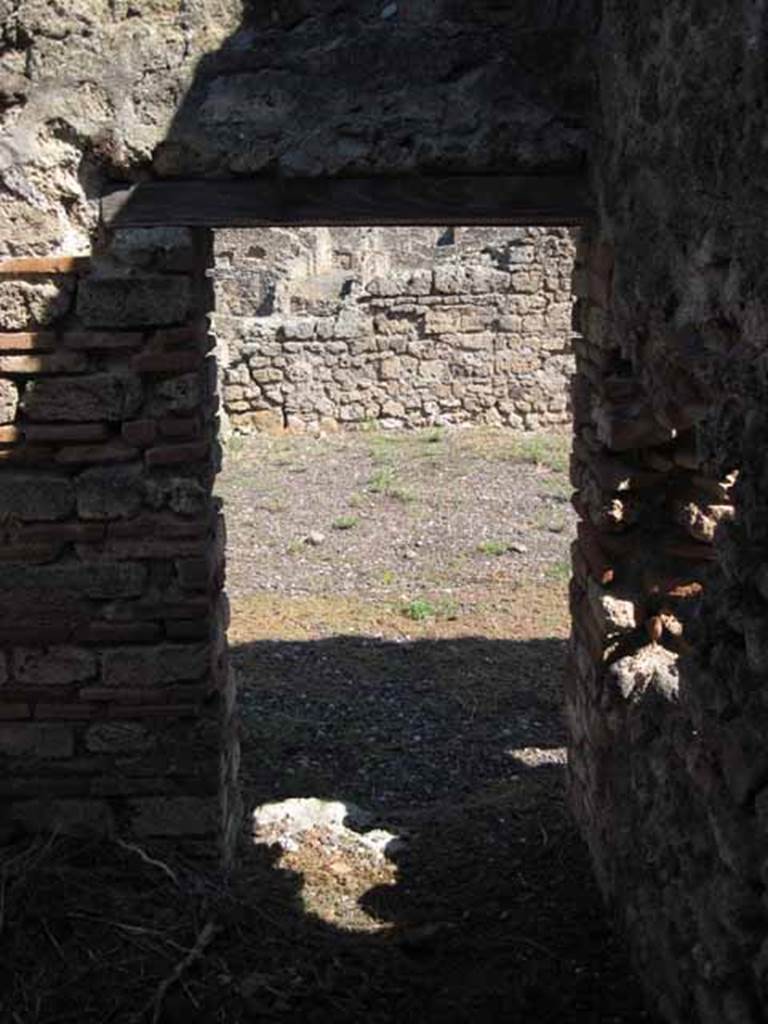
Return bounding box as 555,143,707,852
107,228,196,272
158,416,200,440
0,473,75,520
0,352,87,374
0,379,18,422
122,419,157,447
0,723,73,757
10,798,114,834
0,561,147,600
586,577,639,636
77,276,191,328
380,356,401,380
24,423,110,443
23,373,143,422
0,277,75,330
145,441,210,467
132,350,202,373
56,442,139,465
85,722,154,753
77,464,145,520
101,643,210,687
151,373,202,413
130,796,219,837
76,622,162,644
144,475,208,516
13,646,97,685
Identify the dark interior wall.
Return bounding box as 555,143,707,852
568,4,768,1021
594,0,768,352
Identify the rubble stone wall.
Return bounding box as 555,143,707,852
0,2,589,258
214,226,576,433
567,4,768,1022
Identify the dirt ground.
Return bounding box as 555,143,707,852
220,426,653,1022
0,427,656,1024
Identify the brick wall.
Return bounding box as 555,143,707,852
0,228,238,860
213,226,576,434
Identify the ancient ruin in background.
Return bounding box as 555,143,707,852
214,226,575,434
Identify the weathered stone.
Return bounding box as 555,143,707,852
0,724,73,758
129,796,219,837
152,373,202,413
144,476,209,517
101,644,210,687
13,647,97,686
0,562,147,600
23,374,143,422
0,352,87,374
9,799,114,835
108,228,196,272
586,577,639,635
77,464,145,520
56,441,139,465
77,276,191,328
0,473,75,521
0,379,18,423
0,278,75,330
86,722,154,753
606,647,680,704
24,424,110,443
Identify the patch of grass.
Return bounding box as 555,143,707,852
332,514,359,530
544,559,571,582
367,466,416,504
368,433,398,465
368,465,397,493
401,595,459,622
402,597,436,621
286,538,304,556
539,474,573,501
460,429,570,473
506,433,570,473
477,539,511,557
380,569,397,586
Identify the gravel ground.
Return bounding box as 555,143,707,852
218,426,574,603
214,426,656,1023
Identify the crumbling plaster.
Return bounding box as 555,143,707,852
0,1,590,255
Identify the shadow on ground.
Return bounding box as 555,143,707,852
224,633,654,1023
0,635,654,1023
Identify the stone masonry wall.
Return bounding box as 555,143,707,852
0,226,238,861
567,4,768,1021
0,2,589,257
214,226,576,433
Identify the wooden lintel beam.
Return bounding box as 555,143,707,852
101,175,592,229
